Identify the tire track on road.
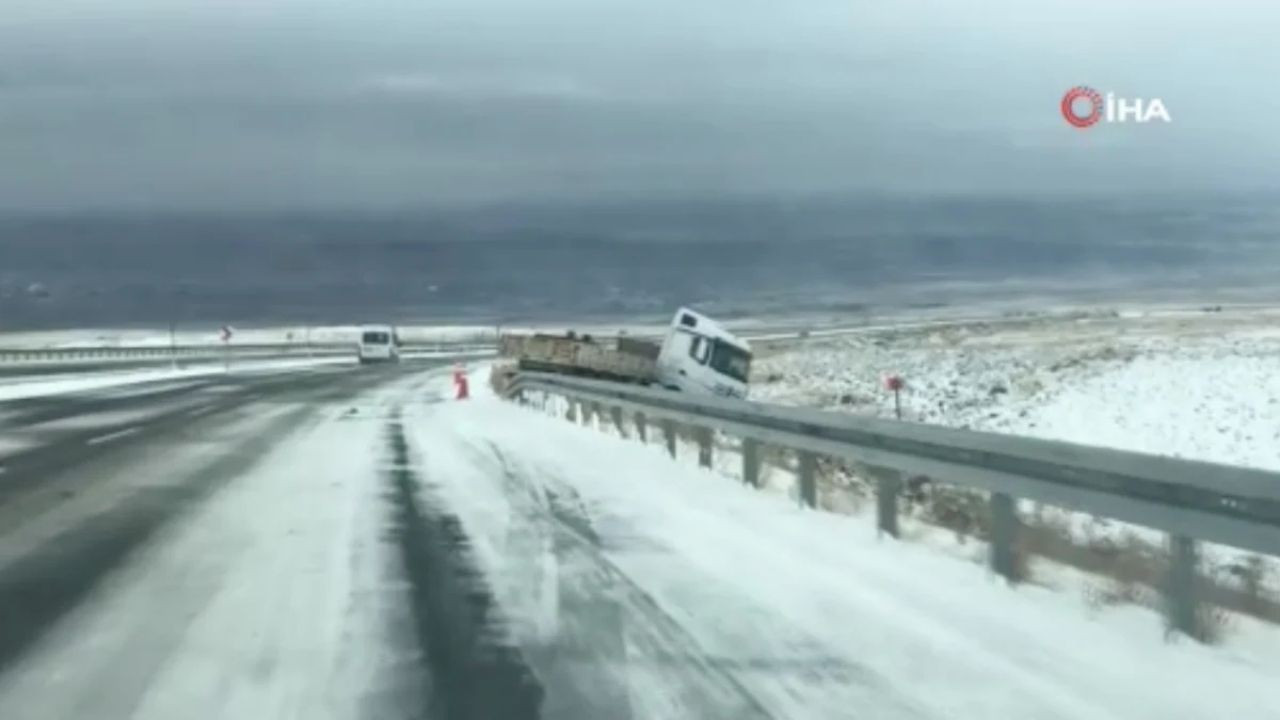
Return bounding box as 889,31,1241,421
384,413,544,720
448,439,773,720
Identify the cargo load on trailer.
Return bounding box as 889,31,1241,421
494,307,751,399
504,331,657,384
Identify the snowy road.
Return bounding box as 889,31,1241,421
0,363,440,719
1,364,1278,719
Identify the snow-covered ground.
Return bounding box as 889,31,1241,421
751,306,1280,469
403,384,1280,719
750,305,1280,603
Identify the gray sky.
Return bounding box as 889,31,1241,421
1,0,1277,210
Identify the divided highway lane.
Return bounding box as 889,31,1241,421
0,361,181,379
0,376,227,433
0,361,448,720
0,365,371,493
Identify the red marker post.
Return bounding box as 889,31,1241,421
453,364,470,400
884,374,904,420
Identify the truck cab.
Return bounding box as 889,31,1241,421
357,325,400,364
656,308,751,398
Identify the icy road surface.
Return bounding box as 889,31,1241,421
1,362,1277,719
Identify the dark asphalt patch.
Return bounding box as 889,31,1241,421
384,415,544,720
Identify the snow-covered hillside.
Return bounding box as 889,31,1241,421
752,307,1280,472
746,307,1280,615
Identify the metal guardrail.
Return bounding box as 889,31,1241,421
0,344,342,363
0,342,497,367
508,371,1280,640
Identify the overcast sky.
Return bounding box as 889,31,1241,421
0,0,1277,211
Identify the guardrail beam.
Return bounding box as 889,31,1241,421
507,371,1280,642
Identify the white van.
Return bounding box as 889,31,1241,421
655,308,751,398
357,325,400,364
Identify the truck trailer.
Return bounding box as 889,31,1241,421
497,308,751,399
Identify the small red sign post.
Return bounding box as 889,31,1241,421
884,374,904,420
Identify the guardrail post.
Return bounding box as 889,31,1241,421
876,469,901,538
662,420,677,458
580,402,593,427
696,427,713,469
741,438,761,488
1166,534,1200,639
798,451,817,509
989,492,1019,582
611,406,627,438
635,413,648,443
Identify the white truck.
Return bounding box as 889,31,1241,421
498,308,751,399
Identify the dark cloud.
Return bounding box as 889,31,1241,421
0,0,1277,210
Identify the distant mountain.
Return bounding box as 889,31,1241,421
1,196,1277,329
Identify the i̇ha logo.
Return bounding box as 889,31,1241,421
1061,86,1171,128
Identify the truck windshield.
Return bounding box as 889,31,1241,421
709,340,750,383
362,331,390,344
